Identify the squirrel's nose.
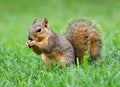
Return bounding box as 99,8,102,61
28,36,33,41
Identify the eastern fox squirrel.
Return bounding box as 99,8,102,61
26,18,101,67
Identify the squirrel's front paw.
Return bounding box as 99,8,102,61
25,42,29,48
26,41,36,48
26,42,31,48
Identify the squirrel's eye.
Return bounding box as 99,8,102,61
37,28,41,32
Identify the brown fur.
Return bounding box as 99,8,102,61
26,18,75,67
26,18,101,66
42,50,66,66
66,19,101,63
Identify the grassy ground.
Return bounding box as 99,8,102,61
0,0,120,87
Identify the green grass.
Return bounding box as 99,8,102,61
0,0,120,87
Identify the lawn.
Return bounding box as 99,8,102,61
0,0,120,87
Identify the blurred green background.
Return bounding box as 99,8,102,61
0,0,120,45
0,0,120,87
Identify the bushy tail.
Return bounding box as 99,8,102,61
65,18,102,63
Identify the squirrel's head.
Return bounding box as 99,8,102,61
28,18,50,42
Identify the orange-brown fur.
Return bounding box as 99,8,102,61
26,18,75,67
66,19,101,63
26,18,101,66
42,50,66,65
27,39,68,66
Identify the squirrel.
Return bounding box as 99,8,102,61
26,18,101,67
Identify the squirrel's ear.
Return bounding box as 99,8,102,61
42,18,48,28
32,18,38,24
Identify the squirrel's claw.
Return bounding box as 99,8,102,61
25,42,32,48
26,41,36,48
26,42,31,48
